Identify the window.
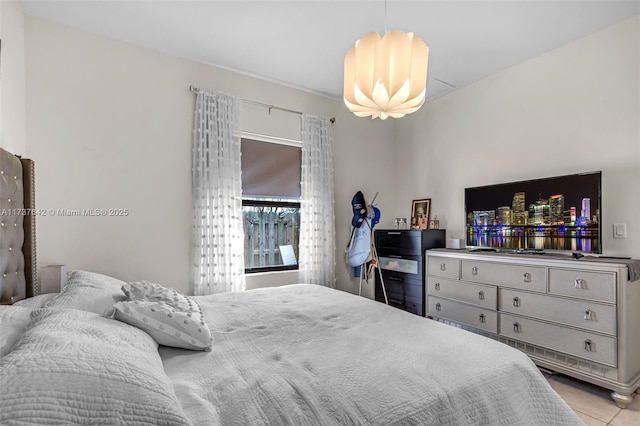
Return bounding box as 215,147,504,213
241,137,301,273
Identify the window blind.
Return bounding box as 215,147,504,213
241,138,301,199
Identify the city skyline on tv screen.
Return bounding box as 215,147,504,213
465,172,601,253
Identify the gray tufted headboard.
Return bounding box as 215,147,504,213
0,147,37,304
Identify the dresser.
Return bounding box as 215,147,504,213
426,249,640,408
373,229,445,316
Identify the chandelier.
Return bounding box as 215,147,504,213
343,25,429,120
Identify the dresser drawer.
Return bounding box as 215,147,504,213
499,289,616,335
427,256,460,280
427,276,497,310
500,313,617,367
379,255,420,277
548,268,616,303
461,260,546,293
375,230,422,255
428,296,497,333
385,291,423,316
378,275,423,300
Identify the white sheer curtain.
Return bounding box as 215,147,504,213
192,90,245,295
299,115,336,287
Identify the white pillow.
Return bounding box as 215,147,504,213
115,281,212,351
113,299,212,351
0,306,32,357
123,281,189,307
1,308,191,425
47,270,127,315
13,293,58,309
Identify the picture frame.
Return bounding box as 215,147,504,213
410,198,431,230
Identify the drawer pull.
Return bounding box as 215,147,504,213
388,254,402,258
513,322,521,333
472,266,478,275
440,263,446,271
523,272,531,283
435,283,440,291
388,276,403,282
478,291,485,300
513,297,521,307
389,298,403,305
584,339,593,352
435,302,441,312
387,232,402,235
584,309,593,321
479,313,486,324
574,278,586,289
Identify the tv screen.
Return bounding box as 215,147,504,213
465,171,602,254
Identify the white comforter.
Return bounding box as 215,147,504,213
160,284,583,425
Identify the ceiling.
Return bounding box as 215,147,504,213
19,1,640,102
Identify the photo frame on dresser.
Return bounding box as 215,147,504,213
411,198,431,230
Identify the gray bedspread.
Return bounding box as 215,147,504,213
160,284,583,425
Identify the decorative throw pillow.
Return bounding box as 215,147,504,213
113,299,212,351
0,306,32,357
122,281,189,308
47,270,127,315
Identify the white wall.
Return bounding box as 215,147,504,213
24,16,397,296
0,0,26,155
396,16,640,259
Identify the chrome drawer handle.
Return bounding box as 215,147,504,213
574,278,586,289
472,266,478,275
435,283,440,291
584,309,593,321
478,291,484,300
388,276,403,282
440,263,446,271
523,272,531,283
584,339,593,352
513,323,521,333
435,302,441,312
513,297,521,307
479,313,486,324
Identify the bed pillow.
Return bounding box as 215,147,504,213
113,299,212,351
46,270,127,315
13,293,58,309
122,280,188,306
0,306,32,357
0,308,191,425
114,280,212,351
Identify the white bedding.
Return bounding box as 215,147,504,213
160,284,583,425
0,308,191,425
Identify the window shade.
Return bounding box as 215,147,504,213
241,138,301,199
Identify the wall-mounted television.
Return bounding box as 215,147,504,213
465,171,602,254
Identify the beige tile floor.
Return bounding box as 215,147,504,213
544,373,640,425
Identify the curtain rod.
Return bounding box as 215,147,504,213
189,85,335,123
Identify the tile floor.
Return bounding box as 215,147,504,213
544,373,640,425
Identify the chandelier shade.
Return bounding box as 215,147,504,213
344,31,429,120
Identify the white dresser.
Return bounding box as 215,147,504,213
426,248,640,408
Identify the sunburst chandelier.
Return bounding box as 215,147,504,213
343,3,429,120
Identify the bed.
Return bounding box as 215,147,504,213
0,147,583,425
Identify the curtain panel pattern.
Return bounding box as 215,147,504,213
192,90,245,295
299,115,336,287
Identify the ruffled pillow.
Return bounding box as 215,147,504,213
122,281,188,306
114,281,212,351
